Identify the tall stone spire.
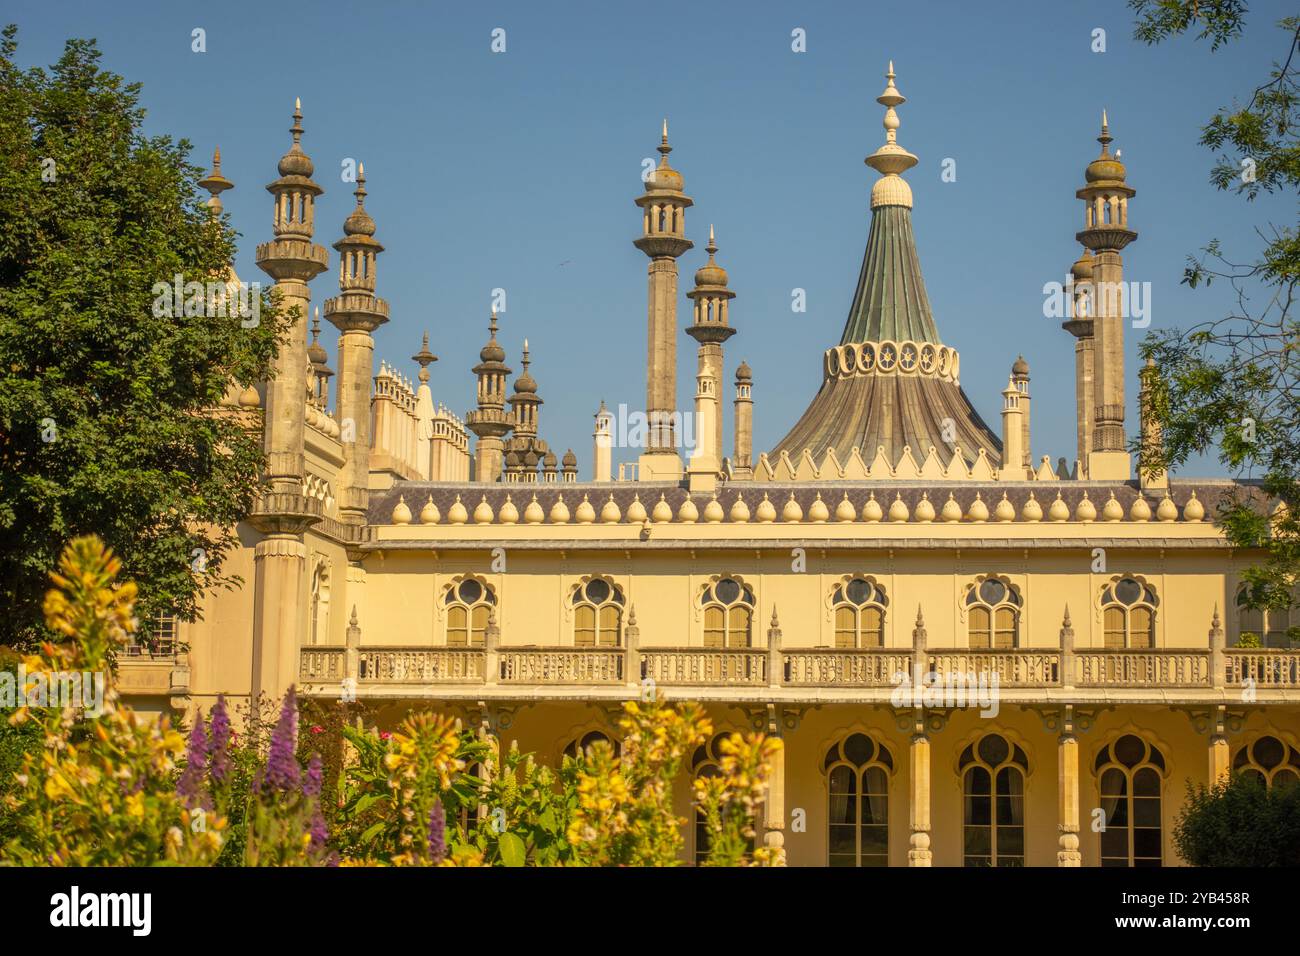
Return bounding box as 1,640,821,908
685,225,735,492
251,98,329,702
466,312,513,482
733,361,753,478
1076,111,1137,480
1062,246,1096,477
633,119,693,480
772,65,1000,468
256,99,329,494
325,162,390,524
412,332,439,479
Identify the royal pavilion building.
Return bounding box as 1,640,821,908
121,68,1300,867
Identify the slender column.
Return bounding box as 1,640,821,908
1057,706,1082,866
1209,705,1230,786
908,717,932,867
763,709,786,855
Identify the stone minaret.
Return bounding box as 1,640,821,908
325,163,389,524
633,120,693,480
466,313,512,482
1011,355,1031,468
506,341,544,482
250,100,329,701
1062,247,1096,477
256,99,329,495
592,400,613,482
999,376,1025,481
733,362,753,479
685,225,735,492
412,333,439,479
1076,112,1136,480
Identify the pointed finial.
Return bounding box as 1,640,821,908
865,61,918,208
770,604,780,626
311,306,320,338
1098,109,1113,154
349,605,358,627
198,145,234,213
412,331,438,380
1063,603,1073,628
658,117,672,160
291,97,304,144
915,603,925,627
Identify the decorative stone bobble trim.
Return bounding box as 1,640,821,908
861,492,883,523
497,494,519,525
834,493,856,522
1074,491,1096,523
940,493,962,522
447,494,468,525
419,495,440,525
1156,492,1178,522
755,493,777,523
600,494,622,524
730,494,751,523
703,494,724,523
626,494,647,523
1048,491,1070,522
575,494,596,524
808,493,829,523
913,492,935,523
549,494,570,524
392,495,412,525
1183,491,1204,521
993,492,1015,522
887,492,910,522
781,493,804,522
1101,492,1123,522
966,492,989,523
473,495,495,524
1021,492,1042,522
1129,495,1151,521
677,496,699,523
523,494,545,524
651,494,673,523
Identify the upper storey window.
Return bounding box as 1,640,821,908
833,578,888,648
1102,577,1157,649
572,578,625,647
701,578,754,648
444,578,496,646
1236,585,1298,648
965,577,1021,649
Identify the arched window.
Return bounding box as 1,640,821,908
690,732,754,864
833,579,888,648
965,577,1022,649
1101,577,1157,649
1235,585,1295,647
443,578,496,646
960,734,1028,867
571,578,625,647
563,730,620,760
1096,734,1166,867
700,577,755,648
1233,735,1300,790
825,733,893,867
309,561,330,646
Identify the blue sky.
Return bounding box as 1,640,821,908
7,0,1294,476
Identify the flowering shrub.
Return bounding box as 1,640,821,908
694,733,786,866
1,537,783,867
2,536,223,865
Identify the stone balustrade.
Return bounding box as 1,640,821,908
297,644,1300,695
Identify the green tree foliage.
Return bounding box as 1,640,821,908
0,26,289,646
1174,774,1300,866
1130,3,1300,616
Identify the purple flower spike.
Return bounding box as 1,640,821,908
303,753,323,799
428,800,447,864
176,716,208,807
258,686,300,793
208,695,231,785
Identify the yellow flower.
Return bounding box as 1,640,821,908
125,791,145,819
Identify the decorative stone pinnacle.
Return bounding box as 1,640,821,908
412,331,438,381
659,117,671,160
1063,603,1072,628
706,224,717,257
198,145,234,213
